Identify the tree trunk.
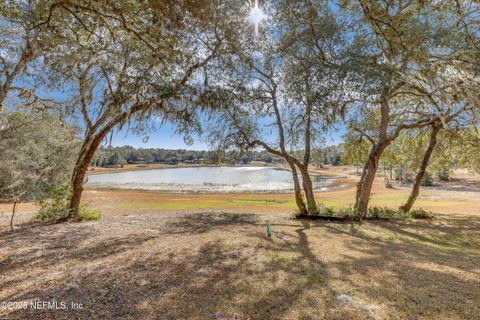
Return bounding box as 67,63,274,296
288,161,308,215
69,155,91,217
298,165,318,214
10,201,17,231
69,134,108,217
355,141,390,219
400,124,441,212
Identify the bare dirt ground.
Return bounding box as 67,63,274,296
1,167,479,319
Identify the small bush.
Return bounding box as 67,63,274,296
336,207,356,219
35,182,101,222
367,207,391,219
408,208,434,219
317,202,335,216
36,182,72,222
295,204,433,221
421,172,433,186
78,206,101,221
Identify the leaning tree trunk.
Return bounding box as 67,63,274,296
298,165,318,214
355,141,390,219
69,131,110,217
400,124,441,212
287,161,308,215
69,145,97,217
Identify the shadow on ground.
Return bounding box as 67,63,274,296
1,212,479,319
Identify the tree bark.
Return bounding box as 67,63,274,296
400,124,441,212
298,164,318,214
354,97,392,220
69,130,111,217
10,201,17,231
288,161,308,215
354,141,390,219
69,143,98,217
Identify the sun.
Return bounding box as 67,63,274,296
246,0,266,36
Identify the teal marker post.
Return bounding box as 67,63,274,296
267,221,272,237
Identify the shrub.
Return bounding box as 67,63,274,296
295,205,433,220
36,182,101,222
421,172,433,186
36,182,71,222
367,207,401,219
317,202,335,216
336,207,356,219
408,208,433,219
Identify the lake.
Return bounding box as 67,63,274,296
86,166,338,193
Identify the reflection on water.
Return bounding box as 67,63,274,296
86,166,337,193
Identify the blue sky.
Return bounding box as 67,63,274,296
110,121,206,150
110,119,346,150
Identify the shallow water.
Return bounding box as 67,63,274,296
86,166,337,193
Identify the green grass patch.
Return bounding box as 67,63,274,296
117,198,297,211
78,206,102,221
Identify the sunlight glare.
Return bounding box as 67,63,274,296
247,0,266,36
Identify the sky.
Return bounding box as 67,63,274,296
109,118,346,150
110,121,205,150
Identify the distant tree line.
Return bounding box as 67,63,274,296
91,145,344,167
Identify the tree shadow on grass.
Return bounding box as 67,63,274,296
163,212,259,235
332,233,479,318
2,213,351,319
1,211,479,319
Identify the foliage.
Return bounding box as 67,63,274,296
0,112,79,201
296,205,434,220
316,202,335,216
408,209,434,219
312,146,343,167
36,182,101,222
340,133,370,166
367,207,398,219
36,182,72,222
421,172,433,186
